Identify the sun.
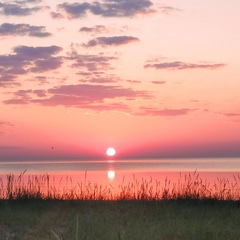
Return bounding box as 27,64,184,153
106,147,116,157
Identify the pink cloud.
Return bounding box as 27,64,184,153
4,84,152,111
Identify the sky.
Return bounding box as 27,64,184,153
0,0,240,160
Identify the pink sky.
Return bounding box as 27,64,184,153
0,0,240,160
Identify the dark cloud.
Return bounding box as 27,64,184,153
0,2,40,16
0,23,51,37
92,0,154,17
4,84,152,111
57,0,154,19
79,25,108,34
83,36,139,47
144,61,225,70
57,2,91,18
0,45,63,87
31,57,62,72
13,45,62,59
138,107,193,116
50,11,64,19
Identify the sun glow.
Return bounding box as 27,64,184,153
106,147,116,157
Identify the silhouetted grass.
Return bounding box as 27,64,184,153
0,171,239,201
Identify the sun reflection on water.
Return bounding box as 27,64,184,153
107,170,115,181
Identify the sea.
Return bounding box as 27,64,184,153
0,158,239,187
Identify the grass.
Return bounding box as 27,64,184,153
0,171,240,239
0,171,240,201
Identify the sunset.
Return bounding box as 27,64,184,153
0,0,240,160
0,1,240,238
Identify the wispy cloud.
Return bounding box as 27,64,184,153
57,0,154,19
151,80,166,85
126,79,141,84
158,6,180,14
144,61,225,70
0,23,51,37
66,52,117,71
138,107,193,116
83,36,139,47
0,121,14,135
218,112,240,117
0,75,19,87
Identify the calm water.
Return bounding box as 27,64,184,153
0,158,240,173
0,158,239,184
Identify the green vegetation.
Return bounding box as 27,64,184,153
0,199,240,240
0,171,239,239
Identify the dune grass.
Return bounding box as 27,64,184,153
0,171,240,239
0,171,240,201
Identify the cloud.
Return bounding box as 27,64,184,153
158,6,180,14
83,36,139,47
57,0,154,19
50,11,64,19
0,74,19,87
33,89,47,97
0,45,63,86
66,52,117,71
4,84,152,111
57,2,91,18
126,79,141,84
0,23,51,37
144,61,225,70
30,76,49,85
137,107,193,116
13,45,62,59
85,76,120,83
79,25,108,34
219,112,240,117
151,81,166,84
90,0,155,17
0,2,40,16
47,84,149,101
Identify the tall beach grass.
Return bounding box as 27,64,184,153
0,170,239,201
